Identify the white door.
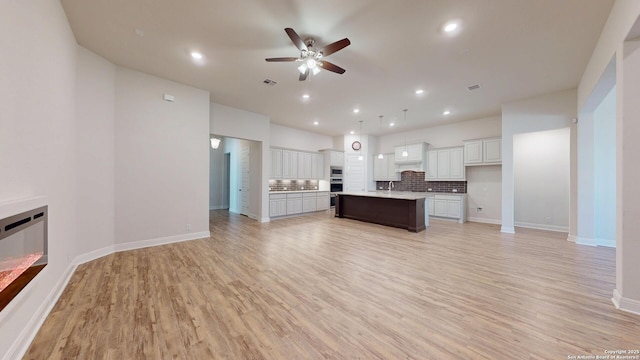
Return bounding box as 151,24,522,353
241,144,250,216
346,154,365,192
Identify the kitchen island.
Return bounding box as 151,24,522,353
335,191,429,232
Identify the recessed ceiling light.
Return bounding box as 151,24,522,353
190,51,203,60
415,89,424,95
390,122,395,127
313,121,319,125
302,94,310,99
353,108,360,114
444,22,458,33
350,130,355,135
443,110,451,115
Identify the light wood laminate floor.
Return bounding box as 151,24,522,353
25,210,639,359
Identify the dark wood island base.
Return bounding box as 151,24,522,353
335,193,426,232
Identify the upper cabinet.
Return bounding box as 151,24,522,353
425,146,465,181
270,148,283,179
271,148,324,180
373,154,399,181
394,142,429,172
463,137,501,166
329,150,344,167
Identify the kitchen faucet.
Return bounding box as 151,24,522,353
388,181,394,191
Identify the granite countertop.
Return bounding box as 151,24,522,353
339,191,430,200
269,190,328,194
339,191,467,199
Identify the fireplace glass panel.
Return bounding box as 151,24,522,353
0,206,47,311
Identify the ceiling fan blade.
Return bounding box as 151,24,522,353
285,28,307,52
319,61,346,74
299,69,310,81
265,57,299,62
319,38,351,56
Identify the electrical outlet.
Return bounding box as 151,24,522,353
476,207,483,213
544,216,552,224
186,224,192,231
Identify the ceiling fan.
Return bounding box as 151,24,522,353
266,28,351,81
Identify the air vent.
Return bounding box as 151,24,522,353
263,79,277,86
467,84,481,91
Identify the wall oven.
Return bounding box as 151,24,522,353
330,179,343,193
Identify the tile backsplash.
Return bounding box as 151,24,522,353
376,171,467,193
269,179,319,192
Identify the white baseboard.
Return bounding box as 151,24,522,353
74,244,116,265
259,216,270,223
209,205,228,210
114,231,211,253
576,236,597,247
514,221,568,233
3,262,77,360
467,217,501,225
500,226,515,234
612,289,640,316
567,234,577,243
596,237,616,248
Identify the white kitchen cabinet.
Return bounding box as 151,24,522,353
282,150,298,179
429,194,466,223
425,147,465,180
286,193,303,215
270,148,283,179
312,153,324,179
297,152,312,179
302,193,317,212
483,138,502,163
428,195,435,216
449,147,465,179
394,142,429,172
464,138,501,166
316,192,330,211
329,150,344,167
426,151,438,180
269,194,287,217
373,154,399,181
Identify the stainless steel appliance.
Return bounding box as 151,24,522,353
329,167,343,208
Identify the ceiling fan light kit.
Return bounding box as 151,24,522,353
266,27,350,81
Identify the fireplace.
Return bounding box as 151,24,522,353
0,205,48,311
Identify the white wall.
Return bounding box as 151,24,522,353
270,123,333,151
0,0,78,357
514,129,570,231
378,116,501,153
578,0,640,109
594,86,616,246
501,89,577,233
75,46,116,255
114,68,210,244
211,103,270,222
466,166,502,224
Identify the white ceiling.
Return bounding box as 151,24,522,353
61,0,614,137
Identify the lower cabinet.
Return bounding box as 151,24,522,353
270,192,330,218
302,193,317,213
317,193,330,211
269,194,287,217
286,193,303,215
428,194,466,223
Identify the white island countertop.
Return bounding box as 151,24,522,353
339,191,431,200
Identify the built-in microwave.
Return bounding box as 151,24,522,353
330,166,343,177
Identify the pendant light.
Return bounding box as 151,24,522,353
402,109,408,157
378,115,384,159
